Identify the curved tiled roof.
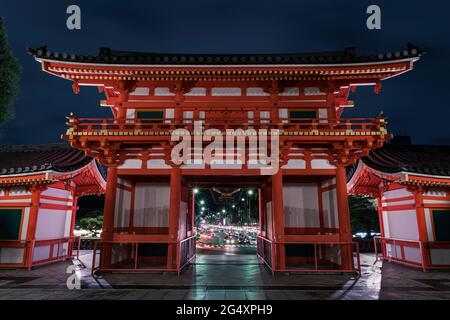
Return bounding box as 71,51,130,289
28,44,424,65
349,144,450,179
0,144,102,176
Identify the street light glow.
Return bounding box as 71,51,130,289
248,189,253,195
222,209,226,213
193,188,199,194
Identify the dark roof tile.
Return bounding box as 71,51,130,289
348,144,450,181
28,45,424,66
0,144,105,177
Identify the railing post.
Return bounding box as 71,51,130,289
91,241,97,275
374,237,377,260
77,237,81,260
314,243,318,271
355,242,361,275
134,242,139,270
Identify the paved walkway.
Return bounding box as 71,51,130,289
0,250,450,300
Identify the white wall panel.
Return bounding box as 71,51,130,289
32,245,51,262
0,248,24,264
114,187,131,228
283,183,319,228
382,188,412,200
404,247,422,264
35,209,68,240
211,87,241,96
41,187,72,200
322,188,338,228
385,210,419,240
134,183,170,227
311,159,335,169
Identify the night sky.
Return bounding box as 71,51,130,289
0,0,449,145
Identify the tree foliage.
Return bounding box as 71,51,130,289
77,213,103,237
0,17,21,124
348,195,379,237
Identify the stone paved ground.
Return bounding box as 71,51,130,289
0,250,450,300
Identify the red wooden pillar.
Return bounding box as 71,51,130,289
271,170,285,271
258,188,265,238
101,165,118,269
376,195,387,258
128,182,136,233
69,194,79,238
25,185,43,268
168,167,181,269
335,165,353,270
317,182,325,235
413,190,431,270
68,194,79,257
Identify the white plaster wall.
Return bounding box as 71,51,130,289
384,210,419,241
403,246,422,264
185,87,206,96
130,87,149,96
283,183,319,228
154,87,175,96
282,159,307,170
41,187,72,200
134,183,170,227
35,209,70,240
32,245,51,262
211,87,241,96
0,248,24,264
119,159,142,169
322,187,338,229
247,87,269,96
147,159,171,169
114,187,131,228
382,188,413,200
311,159,335,170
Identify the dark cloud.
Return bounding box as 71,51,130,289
0,0,449,144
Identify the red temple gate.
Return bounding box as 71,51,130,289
29,45,422,274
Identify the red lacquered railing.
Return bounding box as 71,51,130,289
91,235,196,275
257,236,361,276
0,236,80,270
66,116,387,135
